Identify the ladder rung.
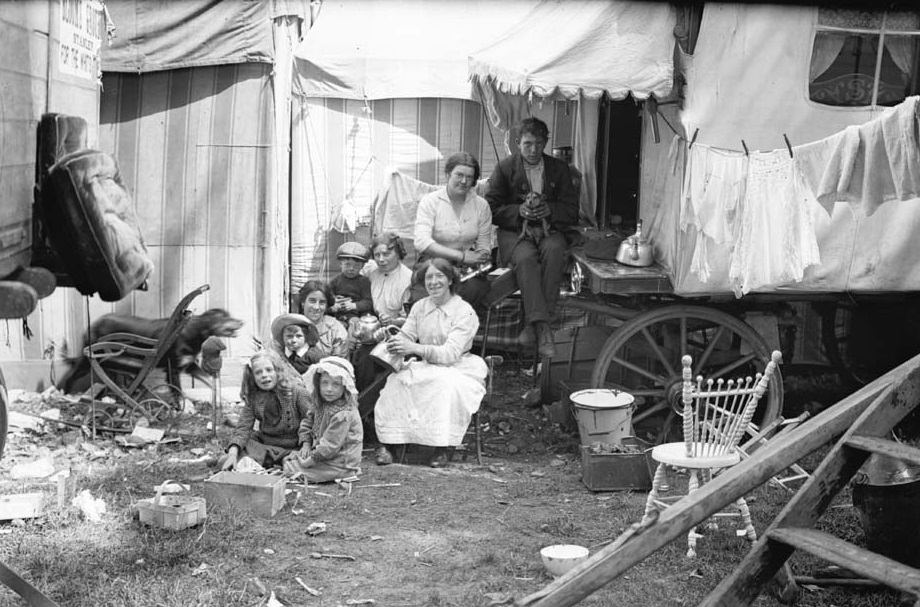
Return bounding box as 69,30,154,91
767,527,920,595
845,435,920,468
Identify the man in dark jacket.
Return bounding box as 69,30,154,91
486,117,579,358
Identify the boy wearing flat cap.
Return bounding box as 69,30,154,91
328,241,373,325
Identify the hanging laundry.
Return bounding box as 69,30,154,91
729,151,821,297
680,144,747,283
795,95,920,217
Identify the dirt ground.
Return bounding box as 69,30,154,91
0,358,908,607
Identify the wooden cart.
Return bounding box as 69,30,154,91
551,241,903,444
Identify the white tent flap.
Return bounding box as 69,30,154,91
469,0,676,100
293,0,537,100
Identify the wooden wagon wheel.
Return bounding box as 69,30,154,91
590,305,783,445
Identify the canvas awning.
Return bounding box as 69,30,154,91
468,0,676,100
292,0,537,100
102,0,310,72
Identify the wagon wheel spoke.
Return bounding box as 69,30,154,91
640,327,676,378
693,326,727,375
707,352,758,380
610,355,669,387
632,400,671,424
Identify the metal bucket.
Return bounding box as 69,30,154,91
570,389,635,447
852,453,920,568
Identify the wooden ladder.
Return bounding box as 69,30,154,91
515,354,920,607
701,380,920,605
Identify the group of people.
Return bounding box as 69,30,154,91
222,117,580,478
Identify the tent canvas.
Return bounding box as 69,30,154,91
468,0,675,101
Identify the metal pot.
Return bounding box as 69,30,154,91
615,220,654,267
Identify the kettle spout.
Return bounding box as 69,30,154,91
630,240,640,260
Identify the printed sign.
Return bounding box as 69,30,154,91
58,0,104,81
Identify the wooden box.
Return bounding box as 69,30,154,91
137,494,207,530
581,437,654,492
203,471,286,517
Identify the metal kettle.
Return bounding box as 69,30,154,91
353,314,381,344
615,220,654,267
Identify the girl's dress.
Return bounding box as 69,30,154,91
229,376,311,467
374,294,487,447
292,357,364,482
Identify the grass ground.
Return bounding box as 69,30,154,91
0,360,911,607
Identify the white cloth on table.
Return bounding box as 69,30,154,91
365,262,413,322
681,144,747,282
374,294,487,447
795,95,920,217
729,151,821,297
413,187,492,256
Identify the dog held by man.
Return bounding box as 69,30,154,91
57,308,243,394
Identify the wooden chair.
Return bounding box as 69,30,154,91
640,350,782,557
84,284,210,422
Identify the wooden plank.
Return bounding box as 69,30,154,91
516,353,910,607
0,560,60,607
768,527,920,595
0,493,44,520
702,357,920,606
845,435,920,467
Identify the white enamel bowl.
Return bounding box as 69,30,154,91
540,544,589,577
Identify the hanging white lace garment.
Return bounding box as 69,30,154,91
729,150,822,297
681,144,747,283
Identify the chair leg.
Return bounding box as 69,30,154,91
735,496,757,542
474,411,482,465
686,469,701,558
642,463,668,524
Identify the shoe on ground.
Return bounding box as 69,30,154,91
517,324,536,347
536,322,556,359
374,446,393,466
429,449,449,468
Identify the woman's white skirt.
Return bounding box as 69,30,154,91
374,354,487,446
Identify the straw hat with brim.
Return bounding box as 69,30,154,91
271,313,313,345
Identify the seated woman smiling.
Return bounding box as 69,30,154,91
373,257,487,468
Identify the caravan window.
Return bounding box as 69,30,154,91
809,9,920,107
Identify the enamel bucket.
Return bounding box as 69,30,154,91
570,389,635,447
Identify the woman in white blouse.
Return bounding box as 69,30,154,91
412,152,492,310
373,258,487,468
364,232,413,325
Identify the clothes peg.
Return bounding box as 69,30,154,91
741,140,749,157
783,133,794,158
689,128,699,148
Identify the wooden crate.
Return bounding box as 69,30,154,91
581,438,654,492
203,471,286,517
137,494,206,530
